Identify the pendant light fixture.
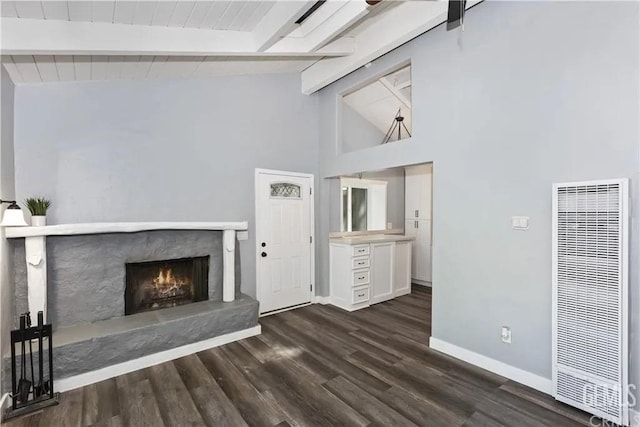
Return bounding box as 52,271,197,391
381,108,412,144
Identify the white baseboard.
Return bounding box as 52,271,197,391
260,302,313,317
630,408,640,427
314,296,330,305
429,337,552,394
0,392,10,422
412,279,431,287
56,325,261,393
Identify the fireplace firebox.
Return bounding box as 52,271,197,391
125,256,209,315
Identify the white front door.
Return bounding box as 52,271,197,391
255,169,314,314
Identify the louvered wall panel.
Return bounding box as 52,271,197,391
552,179,628,426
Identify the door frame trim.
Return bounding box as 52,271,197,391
254,168,315,315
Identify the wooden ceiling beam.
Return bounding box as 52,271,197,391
0,17,353,57
268,0,369,54
252,1,315,52
301,0,483,94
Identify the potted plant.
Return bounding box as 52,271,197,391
24,197,51,226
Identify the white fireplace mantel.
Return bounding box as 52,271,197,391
5,221,248,238
5,221,248,320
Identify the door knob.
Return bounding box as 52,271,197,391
261,252,267,257
261,242,266,247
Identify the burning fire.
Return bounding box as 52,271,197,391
151,268,191,298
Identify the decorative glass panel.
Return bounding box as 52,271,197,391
270,183,301,198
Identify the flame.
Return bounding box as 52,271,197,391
151,268,191,298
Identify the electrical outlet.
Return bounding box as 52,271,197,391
501,326,512,344
511,216,530,230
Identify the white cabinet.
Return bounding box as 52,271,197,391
405,219,418,277
405,164,432,285
370,242,394,304
393,241,412,297
405,220,431,283
405,164,432,220
415,220,432,282
329,237,413,311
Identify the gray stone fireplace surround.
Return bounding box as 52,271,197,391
3,295,258,392
4,229,258,391
11,230,242,329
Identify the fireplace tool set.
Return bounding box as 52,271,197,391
5,311,59,419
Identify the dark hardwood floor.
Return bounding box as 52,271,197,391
3,286,593,427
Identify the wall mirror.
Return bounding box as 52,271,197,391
330,167,405,233
340,177,387,232
340,63,412,154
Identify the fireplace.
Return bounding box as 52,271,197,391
125,256,209,315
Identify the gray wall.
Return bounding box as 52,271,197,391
0,67,15,362
317,0,640,393
342,104,386,153
13,73,319,299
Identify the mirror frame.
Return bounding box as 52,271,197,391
340,177,388,232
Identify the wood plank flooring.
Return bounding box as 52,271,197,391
3,286,594,427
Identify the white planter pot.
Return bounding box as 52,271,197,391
31,216,47,226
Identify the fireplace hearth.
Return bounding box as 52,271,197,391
125,256,209,315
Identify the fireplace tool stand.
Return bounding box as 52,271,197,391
5,311,59,420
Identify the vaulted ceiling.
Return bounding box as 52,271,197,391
0,0,480,93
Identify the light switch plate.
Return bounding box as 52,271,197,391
237,231,249,241
511,216,530,230
501,326,512,344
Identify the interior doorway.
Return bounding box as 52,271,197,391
329,162,434,335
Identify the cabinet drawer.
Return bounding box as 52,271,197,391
352,286,370,304
352,270,370,286
352,245,370,256
352,256,370,270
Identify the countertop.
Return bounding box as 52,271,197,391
329,234,415,245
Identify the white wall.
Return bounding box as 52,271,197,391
342,104,386,153
0,68,16,364
13,73,319,298
317,0,640,393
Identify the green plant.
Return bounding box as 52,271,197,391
24,197,51,216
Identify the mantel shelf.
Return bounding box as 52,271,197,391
5,221,249,239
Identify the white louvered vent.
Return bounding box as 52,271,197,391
553,179,629,426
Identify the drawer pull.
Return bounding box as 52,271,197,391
358,276,365,280
357,261,365,265
357,293,365,298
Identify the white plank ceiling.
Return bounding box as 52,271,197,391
0,1,274,31
1,54,315,84
0,1,478,90
0,0,317,83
